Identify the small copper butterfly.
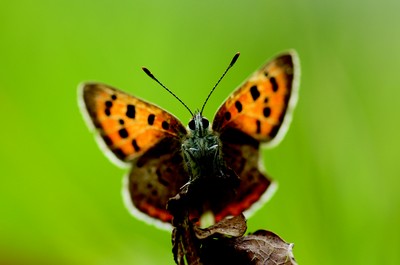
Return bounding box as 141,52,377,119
78,51,300,229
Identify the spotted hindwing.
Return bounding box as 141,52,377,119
213,51,299,145
123,137,188,226
215,128,274,220
80,83,187,165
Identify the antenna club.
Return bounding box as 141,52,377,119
142,67,154,79
230,52,240,66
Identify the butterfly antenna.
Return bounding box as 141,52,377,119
142,67,194,116
200,52,240,114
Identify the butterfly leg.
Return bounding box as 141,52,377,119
207,144,225,177
181,144,197,183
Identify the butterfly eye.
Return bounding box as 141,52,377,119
188,120,196,130
201,118,209,129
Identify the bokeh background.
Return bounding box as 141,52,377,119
1,0,399,264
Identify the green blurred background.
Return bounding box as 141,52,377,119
1,0,399,264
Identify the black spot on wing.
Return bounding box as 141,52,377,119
235,101,243,113
148,114,155,125
162,121,169,130
103,99,112,116
126,104,136,119
263,107,271,117
256,120,261,134
119,119,124,125
119,128,129,138
132,139,140,152
111,94,117,100
250,85,260,101
270,77,278,92
105,101,113,108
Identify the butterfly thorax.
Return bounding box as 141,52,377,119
182,113,230,182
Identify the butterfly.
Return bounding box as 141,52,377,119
78,51,300,229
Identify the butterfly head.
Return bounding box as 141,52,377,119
188,112,210,137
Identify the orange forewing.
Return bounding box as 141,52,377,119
213,53,297,143
81,83,187,162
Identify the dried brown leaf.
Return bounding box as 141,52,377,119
194,214,247,239
231,230,297,265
